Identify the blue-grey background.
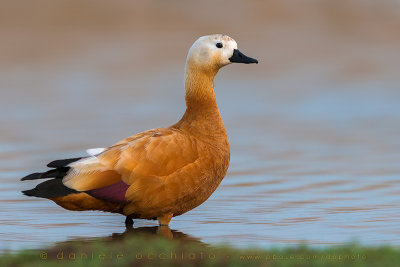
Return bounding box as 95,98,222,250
0,0,400,252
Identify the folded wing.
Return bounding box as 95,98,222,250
62,128,201,208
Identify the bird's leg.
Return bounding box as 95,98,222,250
157,213,173,226
125,215,134,228
157,225,173,239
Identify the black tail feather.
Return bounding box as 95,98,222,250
21,156,83,181
21,172,44,181
21,156,84,198
21,167,70,181
41,167,70,178
47,157,83,168
22,179,79,198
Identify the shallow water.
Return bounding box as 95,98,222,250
1,0,400,253
1,65,399,252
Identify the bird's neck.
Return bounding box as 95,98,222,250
184,65,218,110
175,64,227,140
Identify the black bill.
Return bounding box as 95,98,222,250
229,49,258,64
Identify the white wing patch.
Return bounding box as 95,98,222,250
72,156,101,166
86,148,105,156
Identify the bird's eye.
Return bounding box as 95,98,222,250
216,42,223,48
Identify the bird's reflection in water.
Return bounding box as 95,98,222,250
56,225,206,249
111,225,204,245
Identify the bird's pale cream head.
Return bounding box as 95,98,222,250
186,34,258,72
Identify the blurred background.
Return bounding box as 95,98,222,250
0,0,400,251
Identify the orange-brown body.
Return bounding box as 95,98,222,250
23,34,257,226
51,48,230,224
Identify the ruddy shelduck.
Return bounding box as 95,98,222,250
21,34,258,226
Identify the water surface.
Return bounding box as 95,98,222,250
1,0,400,253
